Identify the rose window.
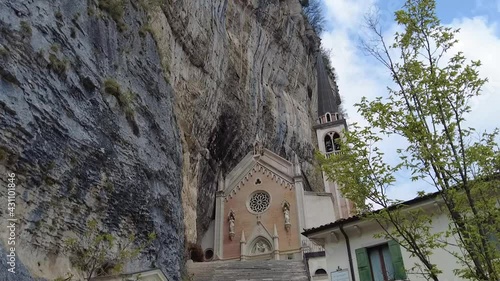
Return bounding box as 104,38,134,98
249,191,270,213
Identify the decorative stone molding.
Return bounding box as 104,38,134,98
352,225,362,237
255,164,294,190
329,231,339,243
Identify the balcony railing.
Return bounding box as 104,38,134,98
302,239,325,254
325,150,343,158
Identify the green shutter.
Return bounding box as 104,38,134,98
388,240,407,280
355,248,373,281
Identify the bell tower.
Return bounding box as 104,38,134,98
313,53,352,220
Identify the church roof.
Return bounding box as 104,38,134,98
316,54,340,116
222,148,296,197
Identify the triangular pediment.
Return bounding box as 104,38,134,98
223,148,296,197
247,221,274,246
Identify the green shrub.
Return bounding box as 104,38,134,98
87,7,95,16
55,11,63,21
0,147,7,161
63,220,156,280
44,176,56,186
103,79,139,134
50,44,59,53
0,47,7,57
138,24,152,38
103,79,135,109
98,0,127,32
104,180,114,193
20,21,32,37
103,79,121,97
48,54,68,75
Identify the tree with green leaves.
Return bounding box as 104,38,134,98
318,0,500,280
62,219,156,281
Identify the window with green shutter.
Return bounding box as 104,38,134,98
355,241,407,281
355,247,373,281
388,240,407,280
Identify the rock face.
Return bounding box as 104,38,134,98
150,0,324,244
0,0,325,280
0,0,182,280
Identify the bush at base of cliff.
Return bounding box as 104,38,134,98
187,242,204,262
62,219,156,281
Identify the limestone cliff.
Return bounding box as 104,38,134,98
150,0,324,244
0,0,324,280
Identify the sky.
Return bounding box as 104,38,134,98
320,0,500,201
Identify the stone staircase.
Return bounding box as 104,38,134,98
187,259,309,281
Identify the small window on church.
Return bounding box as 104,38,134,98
255,178,262,185
324,135,333,153
326,113,332,122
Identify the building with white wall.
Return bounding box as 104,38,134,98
303,193,471,281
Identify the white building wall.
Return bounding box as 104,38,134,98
308,256,329,280
323,210,466,281
304,192,336,229
201,220,215,254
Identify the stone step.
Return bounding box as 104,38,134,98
187,260,309,281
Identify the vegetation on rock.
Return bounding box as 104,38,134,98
97,0,127,32
20,21,32,37
62,219,156,281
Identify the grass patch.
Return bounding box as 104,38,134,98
104,180,114,193
0,47,8,57
104,79,121,97
98,0,127,32
0,147,7,161
88,6,95,16
48,53,68,75
103,79,139,135
104,79,134,109
55,10,63,21
50,44,59,53
139,23,153,38
20,21,32,37
44,176,56,186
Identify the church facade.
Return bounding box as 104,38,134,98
200,54,352,264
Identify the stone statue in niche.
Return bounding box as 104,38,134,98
284,209,290,225
228,209,236,240
282,201,291,231
253,136,264,156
